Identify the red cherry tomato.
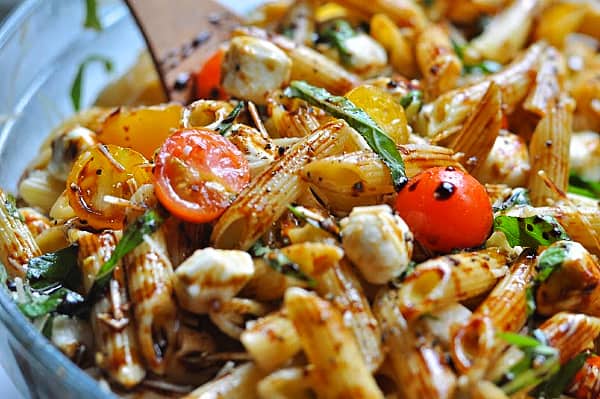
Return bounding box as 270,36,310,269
570,355,600,399
153,128,250,223
394,166,493,252
195,49,228,100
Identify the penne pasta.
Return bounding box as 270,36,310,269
523,47,564,118
184,362,264,399
18,170,65,214
448,81,502,175
257,367,312,399
0,189,41,277
125,226,179,376
370,13,418,77
332,0,426,30
538,312,600,364
450,252,536,373
211,121,350,250
374,289,457,399
527,96,574,206
396,249,509,321
284,287,385,399
415,24,462,101
18,207,51,238
315,260,384,372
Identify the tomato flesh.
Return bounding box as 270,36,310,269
153,128,249,223
194,49,227,100
394,166,493,252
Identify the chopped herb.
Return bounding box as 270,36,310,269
95,209,164,287
27,246,80,290
215,102,244,136
451,39,466,61
464,60,502,75
493,215,569,249
568,173,600,199
318,19,356,66
288,204,341,240
530,351,591,399
285,81,408,190
536,244,568,283
250,241,316,287
493,188,531,212
70,55,113,111
3,193,24,222
399,90,423,109
41,314,54,339
423,0,435,7
526,285,536,317
84,0,102,31
498,331,560,395
18,285,85,319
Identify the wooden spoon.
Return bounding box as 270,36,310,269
125,0,241,104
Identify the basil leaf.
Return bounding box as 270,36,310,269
568,173,600,199
464,60,502,75
530,351,591,399
285,81,408,190
399,90,423,109
318,20,356,66
526,285,536,317
250,241,316,287
493,215,569,249
27,246,80,290
494,188,531,211
215,101,244,136
84,0,102,31
536,244,568,283
95,209,164,287
18,287,84,319
71,55,113,111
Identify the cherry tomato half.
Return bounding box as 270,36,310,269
67,144,152,230
153,128,250,223
394,166,493,252
570,355,600,399
195,49,228,100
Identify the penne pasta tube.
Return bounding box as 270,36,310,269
0,188,41,277
18,207,51,238
257,367,312,399
184,362,264,399
332,0,426,30
233,27,360,95
534,2,588,48
374,289,457,399
528,96,574,206
284,287,384,399
301,144,464,197
397,249,509,321
125,227,179,376
265,97,321,138
449,81,502,175
209,298,271,340
211,121,350,250
241,312,301,372
417,303,472,349
523,47,564,118
80,230,146,388
370,13,418,77
451,252,536,373
469,0,540,63
315,260,384,372
18,169,65,213
415,24,462,101
538,312,600,364
418,42,544,139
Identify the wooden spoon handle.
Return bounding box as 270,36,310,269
125,0,241,104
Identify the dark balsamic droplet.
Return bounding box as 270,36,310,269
526,223,534,232
445,166,455,171
434,181,455,200
173,73,190,91
408,180,419,192
192,31,211,48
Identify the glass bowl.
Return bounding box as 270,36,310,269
0,0,264,397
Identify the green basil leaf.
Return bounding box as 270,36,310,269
464,60,502,75
536,244,568,283
501,354,560,395
84,0,102,31
27,246,80,290
399,90,423,109
216,102,244,136
493,215,569,249
250,241,316,287
526,285,536,317
3,193,24,222
494,188,531,211
318,19,356,66
95,209,164,288
568,173,600,199
71,55,113,111
18,287,84,319
285,81,408,190
530,351,591,399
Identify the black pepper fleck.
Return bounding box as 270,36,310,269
434,182,455,200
